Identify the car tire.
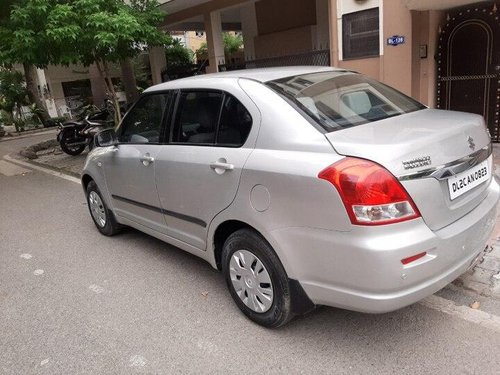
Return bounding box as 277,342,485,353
222,229,293,328
86,181,122,236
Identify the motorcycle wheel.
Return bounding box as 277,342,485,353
60,129,86,155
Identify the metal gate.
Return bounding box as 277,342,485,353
437,2,500,141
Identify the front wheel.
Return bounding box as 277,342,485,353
59,129,86,155
222,229,294,328
86,181,122,236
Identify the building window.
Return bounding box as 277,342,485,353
342,8,379,60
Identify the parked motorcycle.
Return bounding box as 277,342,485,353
57,108,114,156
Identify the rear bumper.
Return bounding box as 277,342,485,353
270,179,499,313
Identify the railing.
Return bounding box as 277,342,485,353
219,49,331,71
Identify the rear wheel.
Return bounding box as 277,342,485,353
60,129,86,155
86,181,122,236
222,229,293,328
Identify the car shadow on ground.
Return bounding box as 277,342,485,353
107,224,459,335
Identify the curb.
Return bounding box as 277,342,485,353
19,139,60,160
0,128,58,142
3,154,81,184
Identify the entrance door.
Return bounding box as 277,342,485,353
437,3,500,141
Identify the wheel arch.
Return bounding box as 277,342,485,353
213,220,255,270
81,173,93,191
213,219,316,317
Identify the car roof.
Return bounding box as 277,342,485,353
145,66,347,93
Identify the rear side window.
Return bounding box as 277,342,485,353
118,94,170,143
267,71,425,132
172,91,223,144
171,90,252,147
217,94,252,146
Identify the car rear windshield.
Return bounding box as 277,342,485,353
266,71,426,132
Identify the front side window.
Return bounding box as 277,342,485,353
118,94,170,143
267,71,426,132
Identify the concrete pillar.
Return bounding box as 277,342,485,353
240,3,258,61
204,11,225,73
328,0,339,66
35,68,58,117
89,64,106,107
149,46,167,85
315,0,330,50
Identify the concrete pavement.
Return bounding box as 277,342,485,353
1,132,500,374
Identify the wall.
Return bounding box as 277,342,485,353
254,0,317,58
255,0,316,35
340,57,381,80
380,0,412,95
315,0,330,50
410,9,444,106
425,10,444,107
45,64,121,100
254,26,316,58
330,0,445,105
335,0,382,61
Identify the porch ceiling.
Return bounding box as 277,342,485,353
160,0,253,28
158,0,213,15
161,7,242,31
404,0,491,10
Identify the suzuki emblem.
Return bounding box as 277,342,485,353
468,136,475,151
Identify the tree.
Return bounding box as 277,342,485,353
166,38,194,68
195,32,244,63
0,0,54,125
223,32,243,57
0,68,29,125
43,0,169,121
0,0,170,123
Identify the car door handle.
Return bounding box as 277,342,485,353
210,160,234,174
140,154,154,166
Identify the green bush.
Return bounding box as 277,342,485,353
166,40,194,69
13,118,25,132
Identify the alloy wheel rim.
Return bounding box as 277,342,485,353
229,250,274,313
89,191,106,227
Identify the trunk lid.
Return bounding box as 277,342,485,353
325,108,492,230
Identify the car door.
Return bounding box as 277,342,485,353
155,90,255,249
103,92,171,233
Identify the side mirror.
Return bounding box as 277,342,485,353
94,128,118,147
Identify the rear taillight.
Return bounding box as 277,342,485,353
318,157,421,225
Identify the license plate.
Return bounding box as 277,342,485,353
447,158,490,200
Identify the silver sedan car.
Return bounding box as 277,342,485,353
82,67,499,327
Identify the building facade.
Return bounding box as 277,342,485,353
159,0,500,140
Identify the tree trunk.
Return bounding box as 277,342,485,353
120,58,139,104
22,63,50,126
89,64,107,107
96,59,122,124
